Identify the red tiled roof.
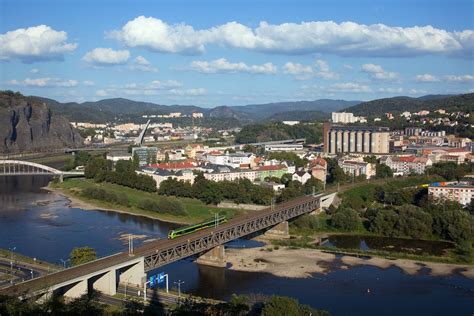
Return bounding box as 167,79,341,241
256,165,286,171
149,159,196,169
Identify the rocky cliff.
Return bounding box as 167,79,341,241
0,91,83,154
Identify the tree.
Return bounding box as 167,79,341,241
376,164,393,178
331,208,361,231
262,296,329,316
132,152,140,170
303,177,324,194
70,247,97,266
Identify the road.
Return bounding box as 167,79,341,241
0,256,58,289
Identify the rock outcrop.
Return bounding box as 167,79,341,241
0,91,83,154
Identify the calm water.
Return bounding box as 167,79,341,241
0,176,473,315
322,235,455,256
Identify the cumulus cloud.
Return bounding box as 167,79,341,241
7,77,78,87
96,89,109,97
362,63,398,80
83,80,95,86
189,58,276,74
415,74,439,82
108,16,473,57
328,82,372,93
0,25,77,63
407,88,427,95
129,55,159,72
82,48,130,66
30,68,40,74
444,74,474,83
283,59,338,80
94,80,204,98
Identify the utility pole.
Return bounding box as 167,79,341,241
129,234,134,255
174,280,185,297
9,246,16,284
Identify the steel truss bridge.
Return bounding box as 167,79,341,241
0,160,84,178
141,194,320,270
1,194,332,298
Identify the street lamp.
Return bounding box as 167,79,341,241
9,247,16,284
60,258,70,269
174,280,185,298
124,275,132,299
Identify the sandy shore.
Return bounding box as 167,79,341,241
42,186,189,224
226,242,474,280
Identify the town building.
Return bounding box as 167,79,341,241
309,158,327,183
338,159,376,179
331,112,367,124
138,168,195,189
292,171,311,184
428,181,474,206
106,152,132,162
380,155,432,175
264,144,304,152
323,123,390,154
132,147,158,167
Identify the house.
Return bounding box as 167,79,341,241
137,168,195,189
261,181,286,192
292,171,311,184
255,165,288,181
310,158,327,183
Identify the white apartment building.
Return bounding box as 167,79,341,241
338,159,376,179
331,112,367,124
380,156,432,175
428,182,474,206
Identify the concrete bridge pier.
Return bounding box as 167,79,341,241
264,221,290,239
90,270,116,296
63,279,88,299
196,245,226,268
118,257,146,288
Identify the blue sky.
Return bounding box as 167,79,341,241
0,0,473,107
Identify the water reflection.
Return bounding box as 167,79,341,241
323,235,454,256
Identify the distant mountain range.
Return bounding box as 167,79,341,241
25,92,474,124
344,93,474,116
31,96,359,123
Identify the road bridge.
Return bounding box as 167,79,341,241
0,193,335,300
0,160,84,181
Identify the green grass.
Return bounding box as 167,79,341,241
52,179,248,224
0,249,61,270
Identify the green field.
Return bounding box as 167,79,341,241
51,179,249,224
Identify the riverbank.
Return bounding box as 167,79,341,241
226,241,474,280
46,179,249,225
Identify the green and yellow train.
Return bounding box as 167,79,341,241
167,216,227,239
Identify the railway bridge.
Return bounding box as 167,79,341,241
1,193,336,300
0,160,84,181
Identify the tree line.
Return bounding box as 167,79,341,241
85,157,157,192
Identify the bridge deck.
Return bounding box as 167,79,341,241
1,195,320,297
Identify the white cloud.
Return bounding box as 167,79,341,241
407,88,427,95
283,59,338,80
362,63,398,80
7,77,78,87
0,25,77,63
169,88,207,96
129,55,159,72
328,82,372,93
378,87,404,93
82,48,130,66
415,74,439,82
134,55,150,65
109,16,473,57
444,74,474,83
30,68,40,74
83,80,95,86
96,89,109,97
189,58,276,74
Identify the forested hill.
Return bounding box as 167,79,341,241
344,93,474,116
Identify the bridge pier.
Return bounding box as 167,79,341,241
91,270,116,296
196,245,226,268
118,257,146,288
264,221,290,239
63,279,88,299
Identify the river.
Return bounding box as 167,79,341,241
0,176,473,315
